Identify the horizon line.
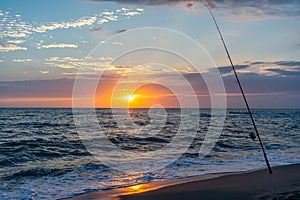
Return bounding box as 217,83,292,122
1,107,300,109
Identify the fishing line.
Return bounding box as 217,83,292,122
204,3,279,199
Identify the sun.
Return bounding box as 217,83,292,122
125,95,134,102
124,94,140,102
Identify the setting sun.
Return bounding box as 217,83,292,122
124,94,140,102
97,83,180,108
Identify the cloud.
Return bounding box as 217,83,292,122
33,16,98,33
210,64,250,74
12,59,33,63
222,73,300,95
45,56,83,69
0,43,27,52
0,7,144,52
265,68,300,76
247,60,300,77
44,56,113,70
182,63,300,107
32,7,143,34
90,28,127,38
206,60,300,77
103,15,119,21
39,70,50,75
101,11,115,15
112,41,123,45
89,27,104,32
34,41,78,50
90,0,181,6
123,11,142,16
115,29,127,34
182,2,200,11
272,61,300,67
40,43,78,49
46,57,83,62
0,10,33,39
89,0,300,17
6,40,25,44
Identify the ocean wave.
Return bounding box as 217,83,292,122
2,168,73,180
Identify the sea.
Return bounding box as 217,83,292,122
0,108,299,199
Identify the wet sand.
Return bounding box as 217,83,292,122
68,164,300,200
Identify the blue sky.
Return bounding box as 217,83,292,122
0,0,299,108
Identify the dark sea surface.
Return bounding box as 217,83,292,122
0,108,299,199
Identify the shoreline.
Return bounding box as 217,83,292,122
67,164,300,200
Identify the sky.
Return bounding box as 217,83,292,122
0,0,299,108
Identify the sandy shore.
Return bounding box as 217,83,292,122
68,164,300,200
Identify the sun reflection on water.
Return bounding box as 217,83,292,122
122,183,150,195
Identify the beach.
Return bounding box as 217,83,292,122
1,109,300,199
69,164,300,200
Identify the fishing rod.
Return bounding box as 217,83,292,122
204,4,273,175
